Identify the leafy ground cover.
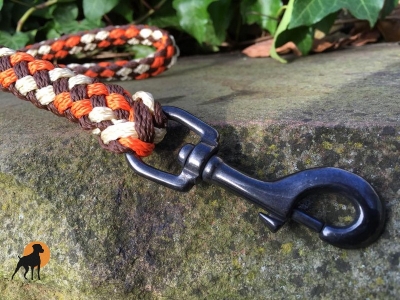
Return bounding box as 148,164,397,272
0,0,398,62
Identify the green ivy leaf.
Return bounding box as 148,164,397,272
53,3,78,24
0,31,30,49
0,0,3,11
275,26,313,55
55,19,103,35
172,0,221,47
271,0,345,63
83,0,119,21
294,27,313,54
241,0,281,35
313,11,338,35
147,1,181,28
51,3,79,38
148,15,181,29
270,0,295,63
289,0,385,29
130,44,155,58
209,0,232,43
46,27,60,40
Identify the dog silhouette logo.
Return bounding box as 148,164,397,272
11,241,50,280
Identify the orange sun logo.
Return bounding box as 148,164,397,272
22,241,50,268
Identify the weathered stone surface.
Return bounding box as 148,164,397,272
0,44,399,299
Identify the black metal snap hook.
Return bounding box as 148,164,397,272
125,106,386,249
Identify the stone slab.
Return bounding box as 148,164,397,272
0,44,399,299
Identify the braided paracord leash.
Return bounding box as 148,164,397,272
0,25,179,157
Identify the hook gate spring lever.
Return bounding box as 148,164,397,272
125,106,386,249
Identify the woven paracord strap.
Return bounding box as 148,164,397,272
19,24,179,81
0,47,168,157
